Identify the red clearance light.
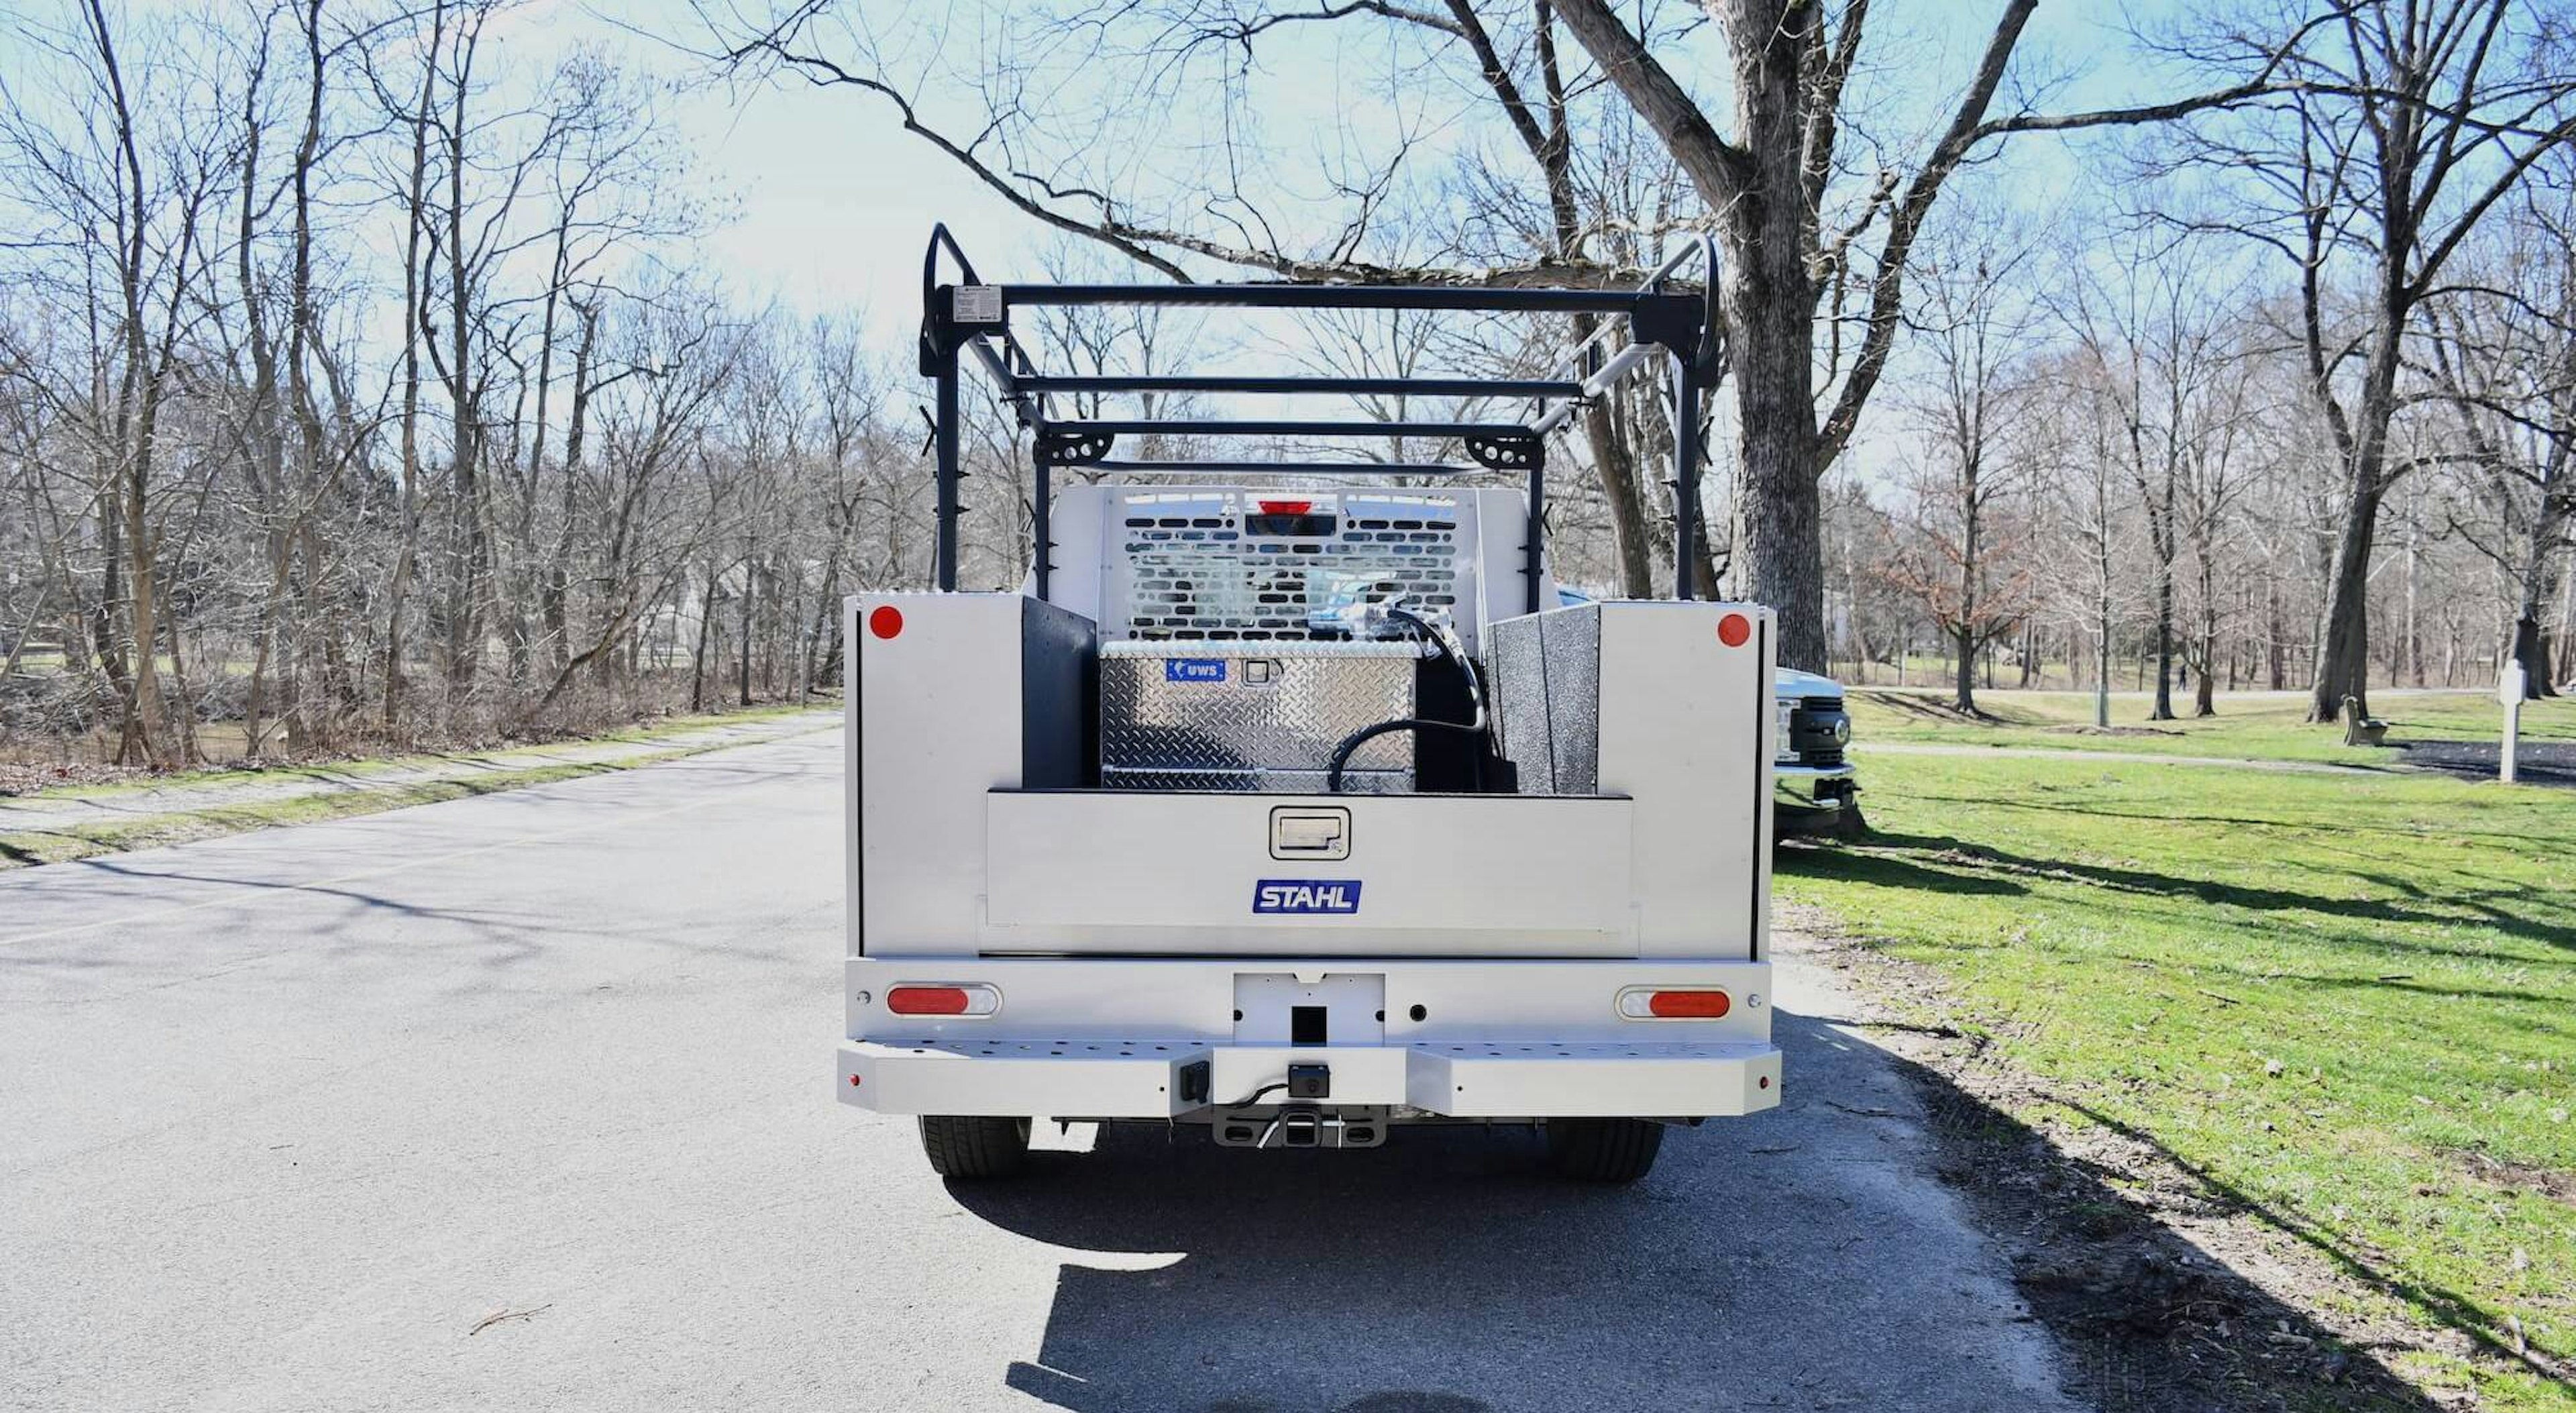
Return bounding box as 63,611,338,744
1256,500,1313,516
886,986,970,1014
1717,613,1752,647
869,605,904,639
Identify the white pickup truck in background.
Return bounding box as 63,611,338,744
1774,668,1861,838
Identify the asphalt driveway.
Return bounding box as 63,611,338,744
1,730,2073,1412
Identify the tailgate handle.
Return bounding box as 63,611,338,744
1269,806,1350,861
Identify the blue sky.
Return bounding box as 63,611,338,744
572,0,2188,334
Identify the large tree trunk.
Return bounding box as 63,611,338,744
1725,182,1827,666
384,2,443,731
1721,1,1829,671
1552,0,1835,664
2310,478,2384,722
2556,560,2576,687
1574,321,1656,597
442,22,486,698
117,451,170,766
2094,617,2111,727
2149,567,2175,721
543,303,596,673
2194,549,2218,717
2266,582,2286,690
737,554,755,707
2513,450,2565,698
2510,616,2548,698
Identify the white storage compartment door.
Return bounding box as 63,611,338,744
982,792,1637,957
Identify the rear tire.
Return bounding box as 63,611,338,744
1547,1118,1665,1182
919,1116,1032,1180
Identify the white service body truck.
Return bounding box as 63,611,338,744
839,231,1782,1182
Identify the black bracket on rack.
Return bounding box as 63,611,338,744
1465,429,1544,472
1036,427,1116,467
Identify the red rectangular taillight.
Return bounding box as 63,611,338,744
885,984,1000,1016
1618,988,1731,1019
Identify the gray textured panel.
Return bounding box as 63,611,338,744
1486,613,1555,792
1019,597,1097,789
1099,641,1423,790
1541,605,1602,796
1484,606,1600,796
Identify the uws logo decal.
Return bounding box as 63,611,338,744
1252,880,1362,914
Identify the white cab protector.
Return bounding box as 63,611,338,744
1038,484,1548,653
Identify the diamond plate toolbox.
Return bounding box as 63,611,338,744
1099,641,1428,792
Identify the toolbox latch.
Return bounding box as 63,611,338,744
1269,806,1351,861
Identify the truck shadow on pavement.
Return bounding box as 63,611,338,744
946,1012,2443,1413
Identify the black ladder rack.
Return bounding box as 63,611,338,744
917,225,1727,611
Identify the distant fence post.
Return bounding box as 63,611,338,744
2499,664,2526,784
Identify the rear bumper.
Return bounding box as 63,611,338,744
841,954,1779,1120
840,1037,1780,1119
1774,761,1856,791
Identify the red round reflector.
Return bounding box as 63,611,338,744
869,605,904,639
1648,990,1731,1018
886,985,970,1015
1717,613,1752,647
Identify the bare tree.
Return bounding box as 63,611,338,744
2158,0,2576,720
1874,213,2046,714
2421,167,2576,697
706,0,2285,670
0,3,893,768
2059,229,2257,719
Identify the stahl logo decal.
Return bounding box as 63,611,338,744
1165,658,1228,684
1252,880,1363,914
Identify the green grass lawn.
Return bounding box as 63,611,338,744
1849,687,2576,766
1780,745,2576,1408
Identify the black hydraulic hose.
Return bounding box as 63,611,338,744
1325,602,1495,793
1326,717,1485,792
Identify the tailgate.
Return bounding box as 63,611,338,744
980,790,1636,957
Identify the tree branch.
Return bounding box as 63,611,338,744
1548,0,1750,209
